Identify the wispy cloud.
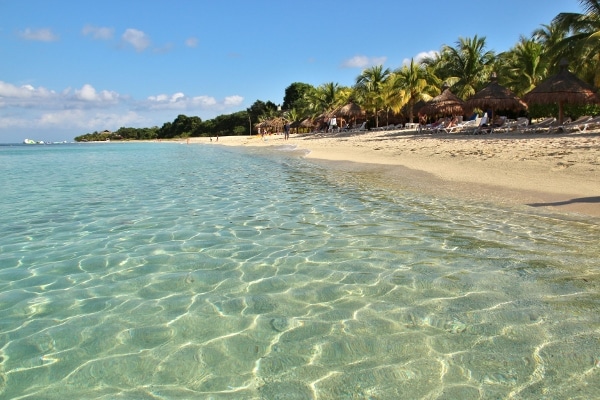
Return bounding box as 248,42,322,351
36,109,144,131
121,28,151,52
19,28,59,42
341,55,387,69
145,92,242,110
185,37,198,48
402,50,438,66
82,25,114,40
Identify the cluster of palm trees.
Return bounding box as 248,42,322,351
269,2,600,130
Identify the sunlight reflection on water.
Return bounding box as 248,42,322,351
0,142,598,399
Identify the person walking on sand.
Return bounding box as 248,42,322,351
284,122,290,140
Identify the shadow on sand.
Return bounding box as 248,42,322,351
528,196,600,208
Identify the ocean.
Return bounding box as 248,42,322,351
0,142,598,399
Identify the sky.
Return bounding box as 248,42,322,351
0,0,582,143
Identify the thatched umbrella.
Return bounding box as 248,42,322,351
331,102,365,128
291,118,316,132
524,59,600,125
255,117,288,134
465,73,528,120
336,102,364,118
419,85,465,117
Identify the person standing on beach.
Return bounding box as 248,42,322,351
329,115,337,132
284,122,290,140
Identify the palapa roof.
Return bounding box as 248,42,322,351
291,118,315,128
255,116,288,128
333,102,364,118
465,74,527,112
524,59,599,105
419,87,465,116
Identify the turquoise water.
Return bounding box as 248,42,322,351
0,142,598,399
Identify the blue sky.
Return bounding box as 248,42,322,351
1,0,581,142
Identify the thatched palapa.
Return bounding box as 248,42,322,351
466,73,527,114
334,102,364,118
255,116,289,132
419,86,465,117
524,59,600,124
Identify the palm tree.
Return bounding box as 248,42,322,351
553,0,600,86
354,65,391,128
532,22,568,67
390,59,431,123
497,36,548,96
303,82,344,118
437,35,496,99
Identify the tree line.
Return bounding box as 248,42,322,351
75,2,600,142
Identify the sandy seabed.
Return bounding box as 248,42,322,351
186,128,600,218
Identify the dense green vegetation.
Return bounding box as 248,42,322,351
75,1,600,142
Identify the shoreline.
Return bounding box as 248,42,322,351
186,129,600,218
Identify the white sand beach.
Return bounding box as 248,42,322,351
189,129,600,218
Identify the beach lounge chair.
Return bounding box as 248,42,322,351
484,116,508,134
430,119,452,134
494,118,517,133
522,117,556,133
550,115,591,133
350,121,367,132
514,117,529,133
574,115,600,132
438,118,478,134
466,113,489,134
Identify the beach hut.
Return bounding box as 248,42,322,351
256,116,288,134
291,117,316,133
524,59,600,125
465,73,527,120
331,102,365,129
419,85,465,118
335,102,364,118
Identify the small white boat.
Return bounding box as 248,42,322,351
23,139,46,144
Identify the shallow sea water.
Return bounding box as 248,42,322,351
0,142,598,399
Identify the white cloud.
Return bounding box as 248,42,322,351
82,25,114,40
146,92,242,111
74,84,119,103
402,50,439,66
223,95,243,106
148,92,185,104
0,79,245,141
185,37,198,47
171,92,185,102
19,28,58,42
37,109,143,131
190,96,217,107
147,92,212,109
341,55,387,69
75,84,99,101
121,28,151,52
0,81,119,109
0,81,55,101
